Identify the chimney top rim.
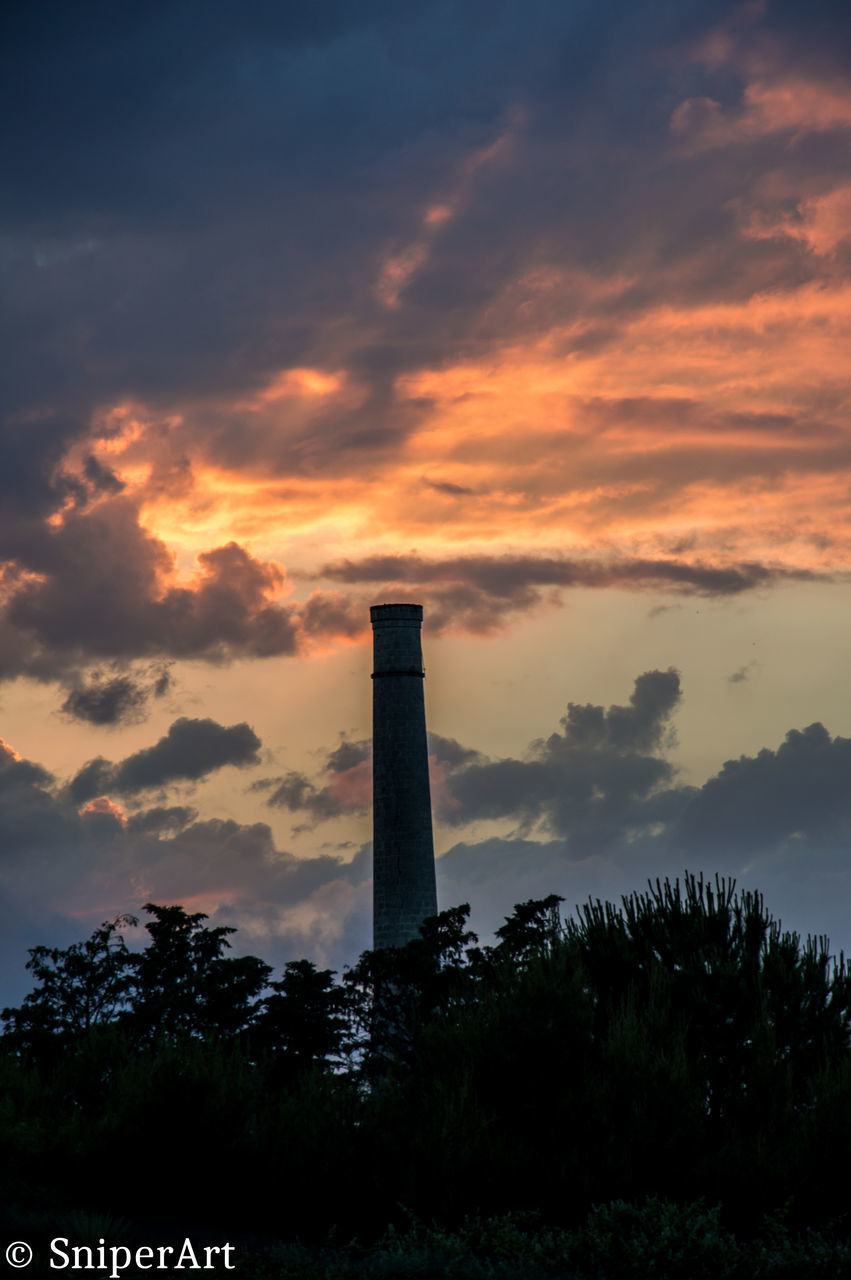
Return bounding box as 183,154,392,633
370,602,423,623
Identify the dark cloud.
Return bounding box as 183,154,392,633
0,739,54,793
0,0,823,443
318,552,816,595
126,805,198,836
326,738,370,773
423,479,476,496
436,669,851,882
69,716,262,801
0,491,393,688
314,553,819,631
674,722,851,856
559,668,681,754
0,498,300,681
262,771,350,824
67,758,115,804
259,732,483,831
61,670,166,726
151,667,172,697
3,0,535,432
0,735,369,1003
428,733,485,768
299,592,365,639
258,736,372,828
81,453,124,496
435,670,685,846
0,411,84,522
435,693,851,955
0,740,79,891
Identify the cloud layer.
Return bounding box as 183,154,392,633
1,0,850,697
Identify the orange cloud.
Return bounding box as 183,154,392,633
363,268,851,561
63,235,849,618
236,366,351,410
743,184,851,256
0,737,24,764
78,795,128,826
48,60,848,653
671,75,851,152
71,259,850,601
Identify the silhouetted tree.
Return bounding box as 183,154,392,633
5,878,851,1240
565,873,851,1124
467,893,565,983
130,903,272,1041
253,959,349,1077
344,904,477,1074
2,904,274,1060
1,914,137,1066
493,893,564,961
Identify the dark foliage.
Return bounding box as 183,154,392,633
129,903,272,1042
1,914,138,1067
344,902,477,1076
252,958,350,1079
2,875,851,1254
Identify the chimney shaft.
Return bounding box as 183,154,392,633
370,602,438,949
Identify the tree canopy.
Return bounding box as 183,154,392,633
3,875,851,1244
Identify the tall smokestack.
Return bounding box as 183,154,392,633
370,602,438,950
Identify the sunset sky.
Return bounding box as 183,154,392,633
2,0,850,1000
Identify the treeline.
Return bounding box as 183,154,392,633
2,874,851,1258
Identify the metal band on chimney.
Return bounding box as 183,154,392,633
371,668,425,678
